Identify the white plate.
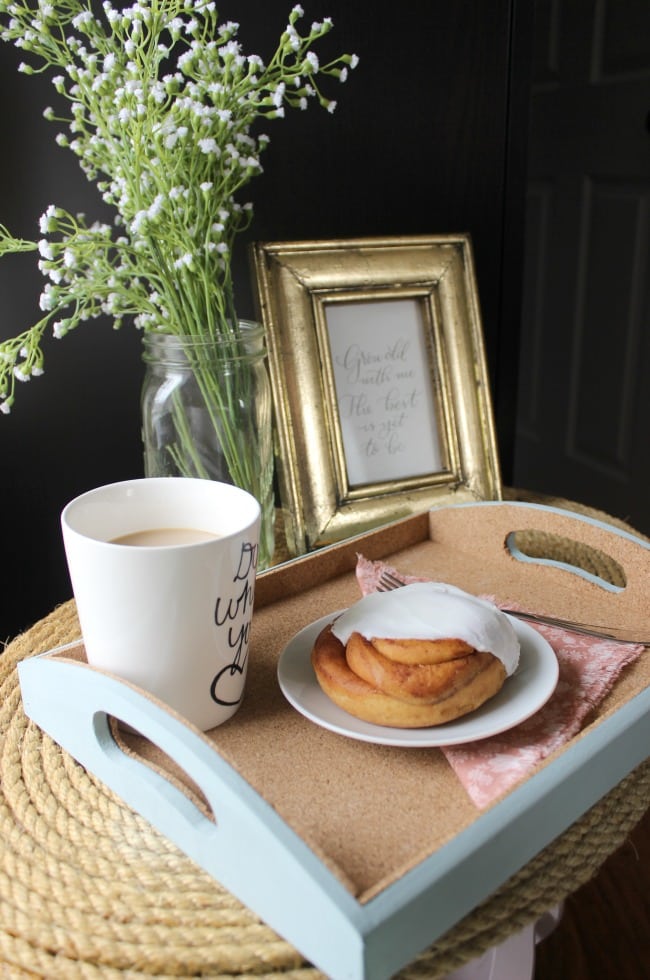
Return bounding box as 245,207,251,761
277,611,559,747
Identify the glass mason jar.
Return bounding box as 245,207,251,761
141,321,275,569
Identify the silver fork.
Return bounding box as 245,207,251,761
375,570,649,646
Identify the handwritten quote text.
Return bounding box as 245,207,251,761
327,300,442,485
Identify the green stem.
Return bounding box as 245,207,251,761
145,328,274,567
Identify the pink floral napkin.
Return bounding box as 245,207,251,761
355,556,645,809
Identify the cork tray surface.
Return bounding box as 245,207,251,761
32,501,650,908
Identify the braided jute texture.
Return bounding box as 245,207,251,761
2,497,649,978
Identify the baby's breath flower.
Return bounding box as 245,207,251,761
198,137,219,154
0,0,357,411
39,284,56,310
304,51,319,72
38,205,57,234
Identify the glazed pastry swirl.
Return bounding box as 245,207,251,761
311,583,519,729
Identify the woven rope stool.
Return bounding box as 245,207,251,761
1,494,649,978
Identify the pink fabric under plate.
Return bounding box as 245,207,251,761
355,556,645,809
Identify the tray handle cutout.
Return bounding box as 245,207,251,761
427,502,650,631
108,715,216,825
506,530,627,593
19,653,292,850
51,665,228,840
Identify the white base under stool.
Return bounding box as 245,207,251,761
444,904,564,980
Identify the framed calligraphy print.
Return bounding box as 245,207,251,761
252,235,502,555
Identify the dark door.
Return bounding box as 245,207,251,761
514,0,650,533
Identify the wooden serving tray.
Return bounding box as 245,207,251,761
18,502,650,979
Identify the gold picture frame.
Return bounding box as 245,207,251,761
252,235,502,555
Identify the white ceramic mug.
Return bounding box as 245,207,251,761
61,478,261,731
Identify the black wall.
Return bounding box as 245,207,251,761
0,1,533,640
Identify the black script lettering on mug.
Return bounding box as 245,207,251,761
210,539,258,706
210,659,246,707
234,541,258,581
214,578,254,628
